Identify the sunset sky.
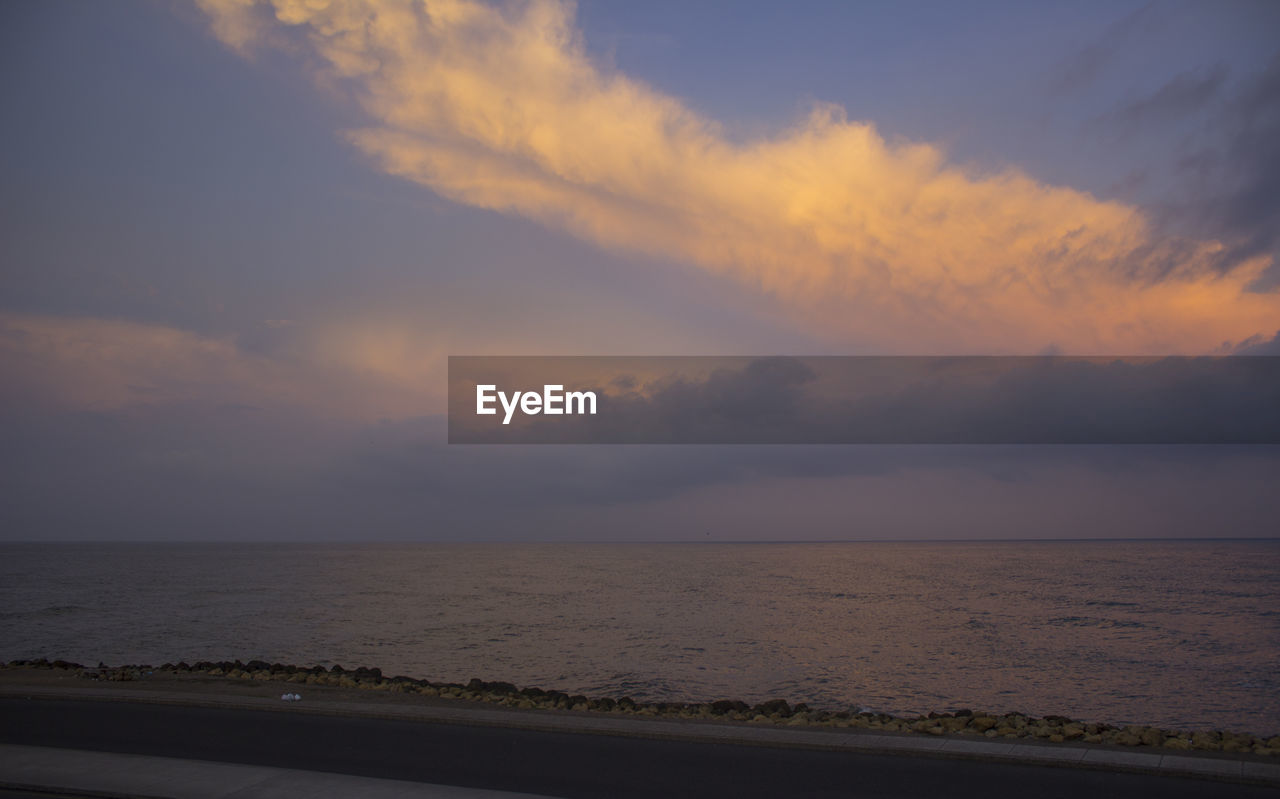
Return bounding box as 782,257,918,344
3,0,1279,540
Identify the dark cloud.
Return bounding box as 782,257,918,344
1100,64,1228,133
5,395,1280,541
451,357,1280,444
1215,54,1280,269
1154,53,1280,283
1052,5,1280,287
1236,329,1280,355
1048,3,1166,96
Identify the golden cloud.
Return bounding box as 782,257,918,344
197,0,1279,353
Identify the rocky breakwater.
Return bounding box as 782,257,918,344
6,658,1278,757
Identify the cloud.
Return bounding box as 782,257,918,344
195,0,1280,354
0,313,444,419
1205,54,1280,268
1101,64,1229,132
1237,329,1280,355
5,397,1280,540
1137,54,1280,286
1047,3,1166,96
449,355,1280,444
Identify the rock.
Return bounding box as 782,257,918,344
1062,724,1085,740
710,700,748,715
488,681,519,696
1191,732,1219,750
911,720,944,735
756,699,792,718
970,716,998,732
1163,738,1191,750
1221,736,1252,753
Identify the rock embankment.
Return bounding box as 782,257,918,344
6,658,1277,757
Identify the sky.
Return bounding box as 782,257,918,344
2,0,1279,540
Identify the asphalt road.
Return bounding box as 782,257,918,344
0,697,1272,798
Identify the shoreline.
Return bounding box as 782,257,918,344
6,659,1277,758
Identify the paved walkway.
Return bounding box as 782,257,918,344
3,683,1278,797
0,744,557,798
3,683,1276,786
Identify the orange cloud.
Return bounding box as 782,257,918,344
197,0,1279,353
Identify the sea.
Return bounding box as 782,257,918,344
1,540,1277,735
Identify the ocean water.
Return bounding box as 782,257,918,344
1,541,1277,734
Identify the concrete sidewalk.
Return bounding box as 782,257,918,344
0,744,559,799
6,695,1280,798
4,683,1278,787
